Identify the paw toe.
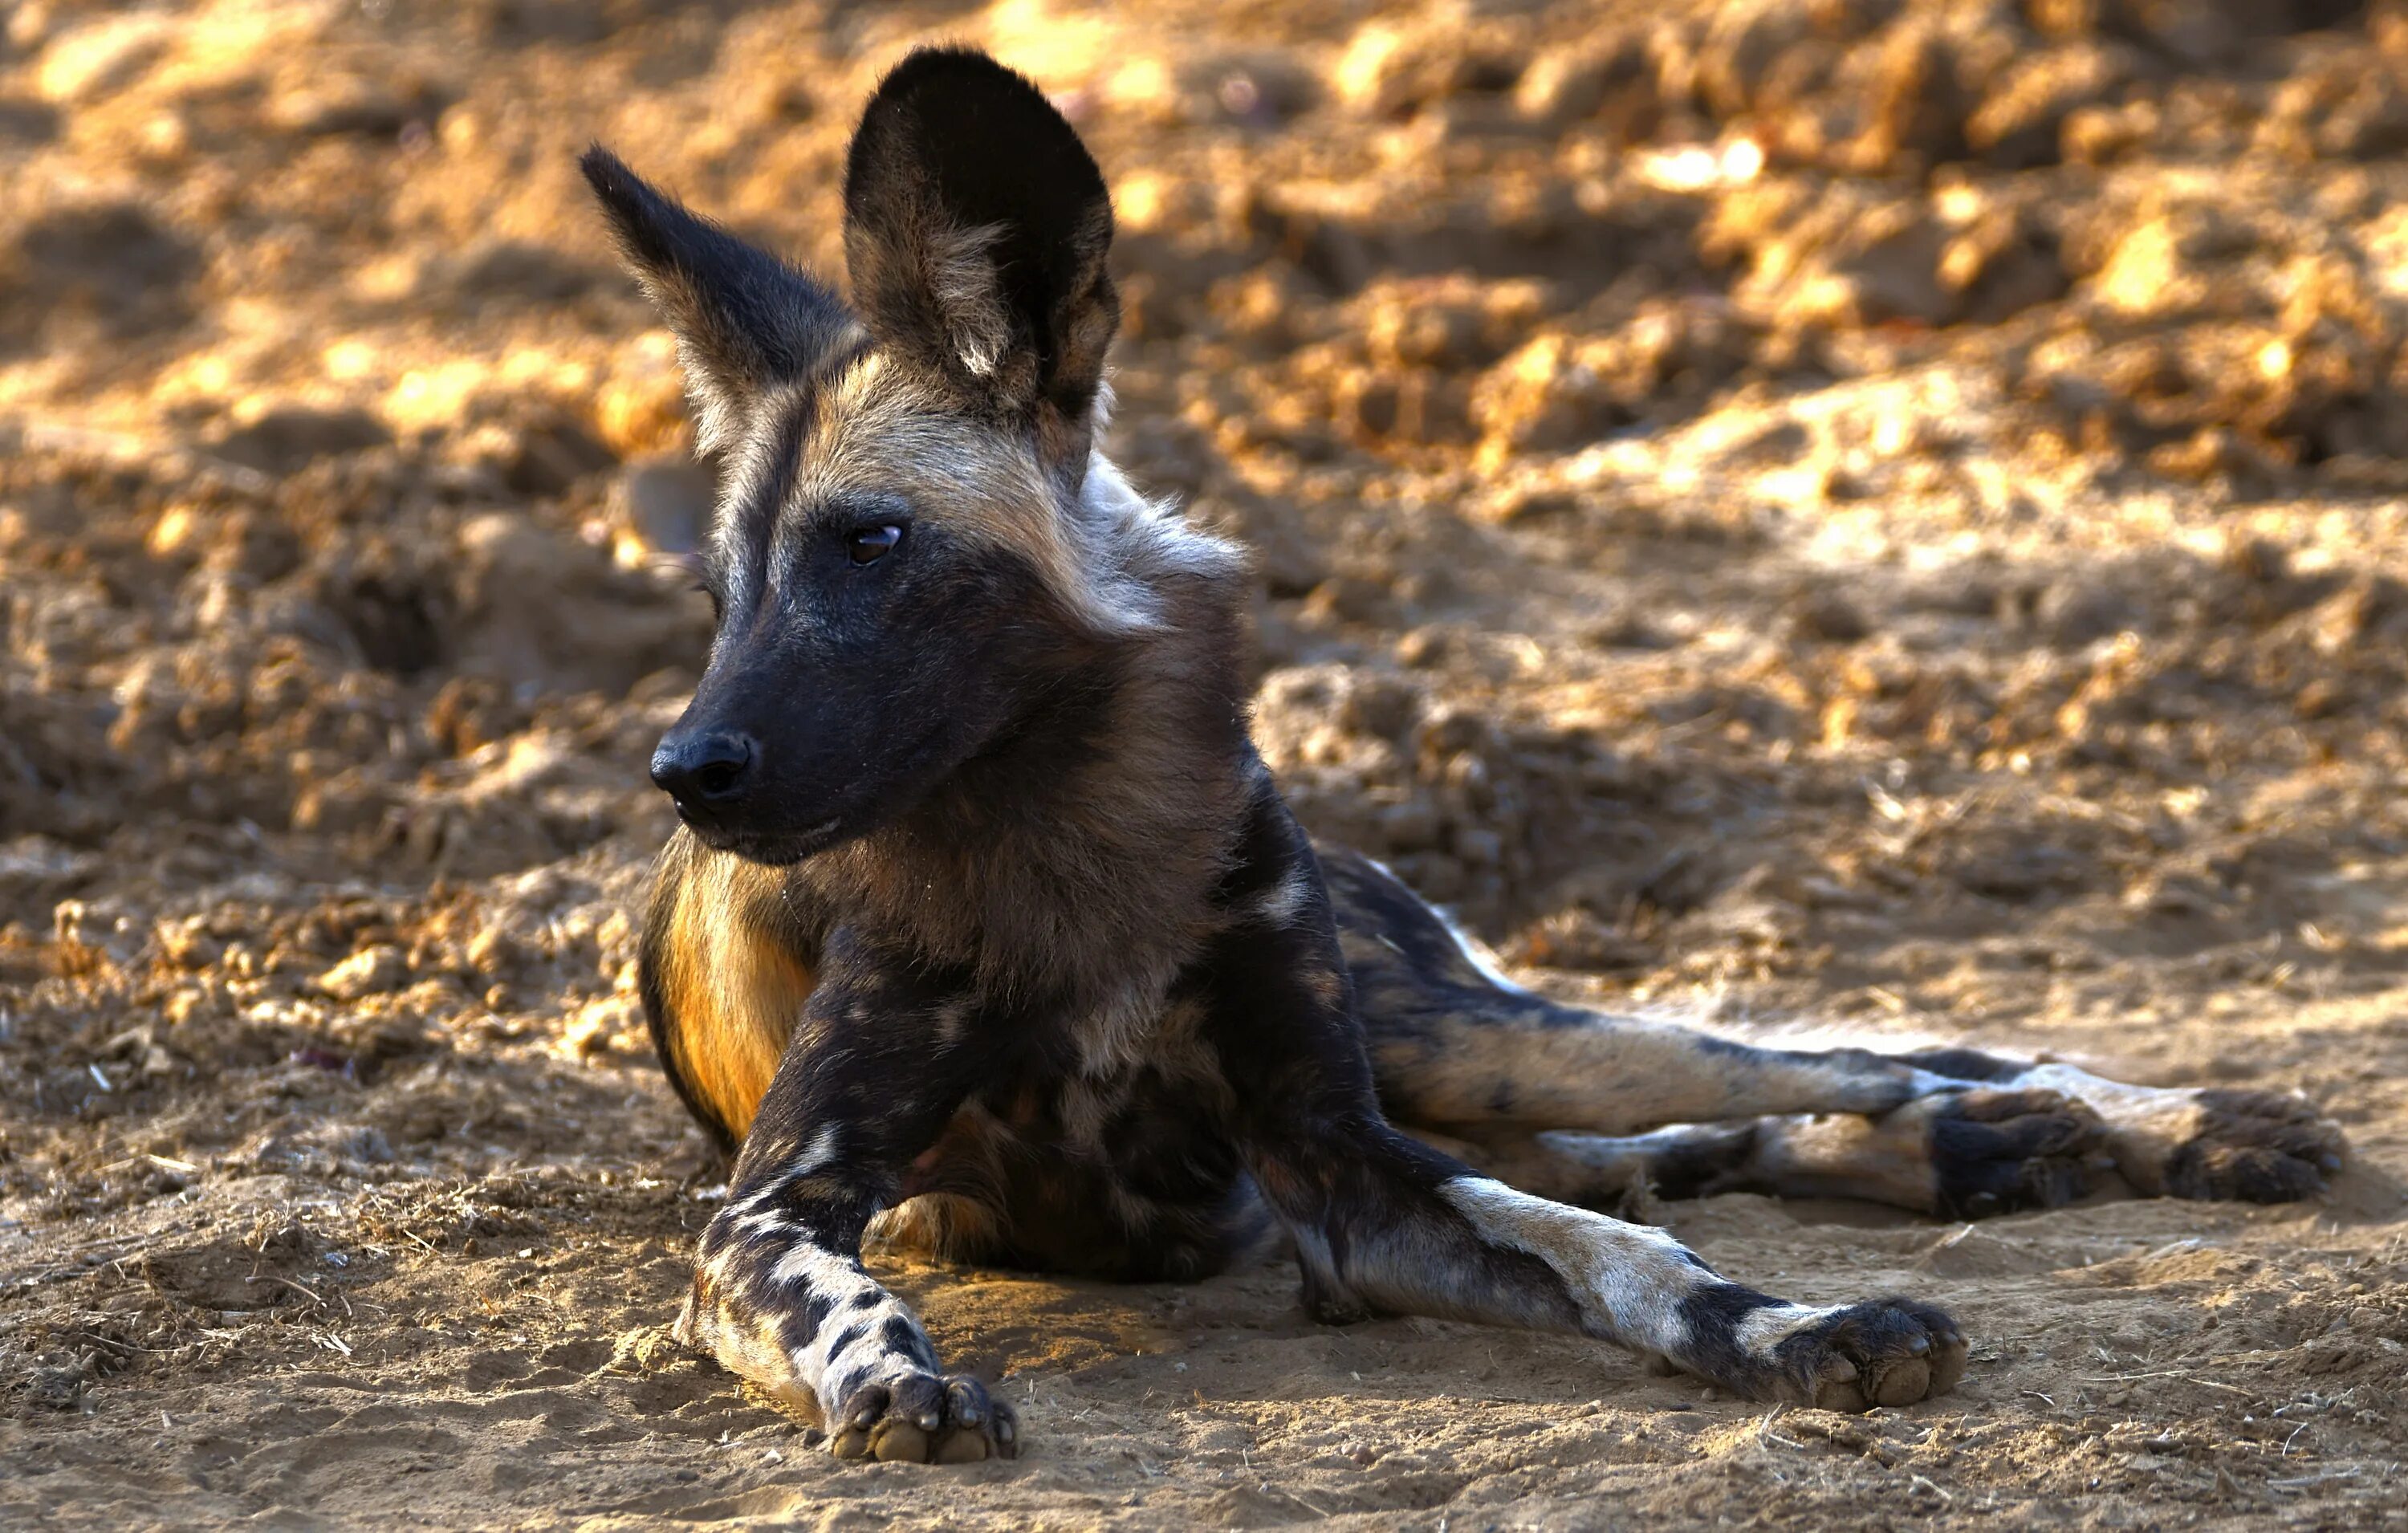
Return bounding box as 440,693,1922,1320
1812,1358,1867,1413
830,1425,872,1460
933,1429,991,1464
869,1420,932,1462
1870,1354,1932,1407
829,1383,889,1458
933,1376,1017,1463
1926,1328,1970,1394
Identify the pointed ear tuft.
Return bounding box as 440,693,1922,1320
841,49,1117,453
580,145,852,454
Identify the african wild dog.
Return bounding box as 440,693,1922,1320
582,47,2349,1464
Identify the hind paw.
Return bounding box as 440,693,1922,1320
2015,1065,2349,1205
1923,1088,2108,1218
2162,1089,2346,1203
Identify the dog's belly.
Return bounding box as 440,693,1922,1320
882,1054,1271,1282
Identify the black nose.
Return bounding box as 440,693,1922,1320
651,730,756,806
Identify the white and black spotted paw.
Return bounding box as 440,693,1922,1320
1926,1088,2108,1218
1761,1299,1968,1412
828,1372,1020,1464
1680,1290,1967,1411
2162,1089,2347,1204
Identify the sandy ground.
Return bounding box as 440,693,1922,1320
6,0,2408,1527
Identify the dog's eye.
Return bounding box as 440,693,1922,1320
677,555,725,623
847,524,903,565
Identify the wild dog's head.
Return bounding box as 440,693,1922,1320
584,48,1235,864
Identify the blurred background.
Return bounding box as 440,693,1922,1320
4,2,2407,1524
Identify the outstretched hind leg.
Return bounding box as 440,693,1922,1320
1327,849,1946,1133
1409,1121,1762,1216
1430,1087,2106,1218
1417,1046,2343,1216
1329,848,2346,1209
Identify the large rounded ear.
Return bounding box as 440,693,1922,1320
581,147,854,455
842,48,1117,469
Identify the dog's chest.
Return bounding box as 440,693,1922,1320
880,966,1260,1268
1047,956,1200,1080
954,990,1235,1165
1002,990,1226,1153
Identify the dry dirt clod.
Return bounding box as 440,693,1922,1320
316,945,408,1001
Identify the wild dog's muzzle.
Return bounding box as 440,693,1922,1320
651,728,758,819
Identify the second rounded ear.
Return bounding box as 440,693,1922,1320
840,47,1119,418
580,145,852,454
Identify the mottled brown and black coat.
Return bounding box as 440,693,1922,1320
586,48,2348,1466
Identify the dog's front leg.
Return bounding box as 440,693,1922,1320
676,954,1017,1463
1207,816,1967,1410
1242,1059,1967,1409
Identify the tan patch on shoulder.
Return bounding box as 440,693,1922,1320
653,849,815,1142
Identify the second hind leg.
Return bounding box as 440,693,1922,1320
1328,850,2344,1213
1327,849,2094,1214
1327,849,1950,1133
1430,1089,2109,1218
1452,1051,2349,1218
